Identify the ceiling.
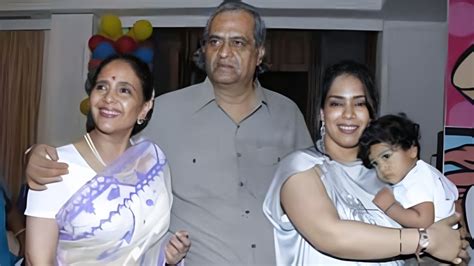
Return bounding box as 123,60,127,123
0,0,447,22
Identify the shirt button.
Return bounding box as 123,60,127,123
251,244,256,248
239,182,244,187
236,152,242,157
245,210,250,214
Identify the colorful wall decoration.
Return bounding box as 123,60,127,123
80,15,154,115
443,0,474,199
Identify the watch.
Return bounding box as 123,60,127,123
417,228,429,255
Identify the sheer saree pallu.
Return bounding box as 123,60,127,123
55,140,172,265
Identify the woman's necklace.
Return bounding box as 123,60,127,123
84,133,107,166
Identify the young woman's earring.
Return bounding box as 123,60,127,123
320,121,326,154
137,118,145,125
320,121,326,139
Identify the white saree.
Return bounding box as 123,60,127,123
55,140,173,265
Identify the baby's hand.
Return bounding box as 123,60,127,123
373,187,396,212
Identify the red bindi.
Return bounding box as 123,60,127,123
112,76,116,80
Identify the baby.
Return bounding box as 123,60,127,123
358,114,458,229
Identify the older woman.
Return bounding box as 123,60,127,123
25,54,188,265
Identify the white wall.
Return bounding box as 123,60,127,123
379,21,448,162
37,14,95,145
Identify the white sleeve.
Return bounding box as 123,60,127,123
399,164,435,209
24,145,95,219
24,177,71,219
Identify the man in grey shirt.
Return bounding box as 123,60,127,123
25,1,313,265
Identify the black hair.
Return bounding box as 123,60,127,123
85,54,154,136
317,60,379,139
193,0,268,77
358,113,421,168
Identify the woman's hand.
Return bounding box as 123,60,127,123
165,230,191,265
426,213,470,264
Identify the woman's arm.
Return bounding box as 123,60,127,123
6,204,26,257
280,167,463,263
25,216,58,265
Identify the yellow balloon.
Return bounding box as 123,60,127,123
80,97,90,115
132,20,153,41
127,28,137,40
100,14,122,39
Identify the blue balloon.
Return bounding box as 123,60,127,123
92,42,116,60
133,47,154,64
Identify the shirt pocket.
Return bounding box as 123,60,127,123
255,146,282,166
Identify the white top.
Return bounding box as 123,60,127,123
392,160,458,222
263,147,403,266
25,144,96,218
25,141,173,265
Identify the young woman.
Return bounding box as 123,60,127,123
25,55,188,265
263,61,468,265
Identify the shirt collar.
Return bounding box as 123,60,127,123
192,77,269,113
191,77,215,113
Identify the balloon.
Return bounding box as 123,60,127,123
80,97,90,115
115,35,138,54
127,29,136,40
88,35,113,51
132,20,153,41
92,42,116,60
100,14,122,39
139,40,153,48
88,59,102,70
133,46,154,64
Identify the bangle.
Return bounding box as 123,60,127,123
399,229,402,254
14,228,25,238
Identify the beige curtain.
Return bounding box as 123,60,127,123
0,31,44,201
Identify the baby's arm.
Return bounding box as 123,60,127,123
373,187,435,228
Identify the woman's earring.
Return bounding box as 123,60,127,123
320,121,326,139
137,118,144,125
320,121,326,154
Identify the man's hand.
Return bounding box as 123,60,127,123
165,230,191,265
26,144,68,190
373,187,396,212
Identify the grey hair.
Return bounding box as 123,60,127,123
193,1,268,75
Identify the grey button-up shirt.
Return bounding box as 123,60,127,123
141,78,313,265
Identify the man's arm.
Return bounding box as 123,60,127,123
25,144,69,190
